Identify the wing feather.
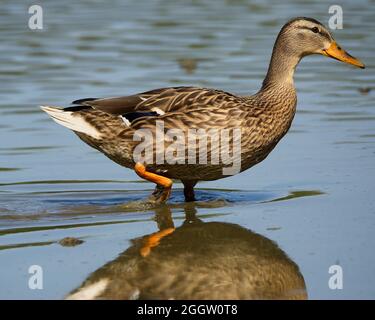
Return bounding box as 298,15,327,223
70,87,238,117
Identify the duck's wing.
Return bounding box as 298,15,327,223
42,86,246,142
68,86,240,117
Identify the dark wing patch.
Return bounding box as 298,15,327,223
64,105,92,112
123,111,159,123
80,95,145,115
71,98,98,105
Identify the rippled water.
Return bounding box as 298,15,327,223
0,0,374,299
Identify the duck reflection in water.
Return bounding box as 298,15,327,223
66,204,307,300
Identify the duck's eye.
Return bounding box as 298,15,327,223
311,27,319,33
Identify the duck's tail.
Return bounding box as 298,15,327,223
40,106,102,139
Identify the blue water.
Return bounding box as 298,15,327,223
0,0,374,299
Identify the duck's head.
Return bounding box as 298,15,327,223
277,17,365,69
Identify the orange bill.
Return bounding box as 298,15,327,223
321,41,365,69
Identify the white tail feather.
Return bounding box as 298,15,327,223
40,106,102,139
65,279,109,300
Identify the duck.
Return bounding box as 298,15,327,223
41,17,365,203
66,204,307,300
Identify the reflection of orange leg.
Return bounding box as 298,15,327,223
140,228,175,257
134,162,173,203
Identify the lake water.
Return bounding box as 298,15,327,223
0,0,374,299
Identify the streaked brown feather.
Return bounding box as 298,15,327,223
70,82,296,182
74,86,240,116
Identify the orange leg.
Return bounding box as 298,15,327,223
134,162,173,203
140,228,175,257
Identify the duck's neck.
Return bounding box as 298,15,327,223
261,36,301,90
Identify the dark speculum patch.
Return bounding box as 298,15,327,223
71,97,98,105
123,111,159,122
63,105,92,112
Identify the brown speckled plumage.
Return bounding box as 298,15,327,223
41,17,364,202
72,82,296,183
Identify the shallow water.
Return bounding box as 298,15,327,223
0,0,374,299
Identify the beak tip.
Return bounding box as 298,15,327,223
324,42,365,70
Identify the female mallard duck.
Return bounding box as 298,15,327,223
42,17,364,203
